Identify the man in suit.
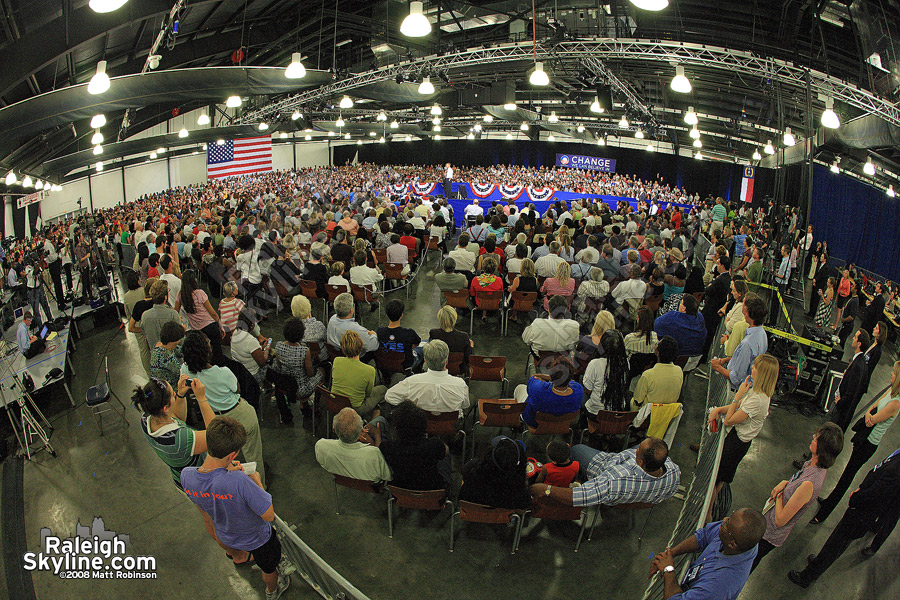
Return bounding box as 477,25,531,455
830,329,869,433
700,254,732,360
788,446,900,587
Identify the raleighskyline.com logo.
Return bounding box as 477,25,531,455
24,517,157,579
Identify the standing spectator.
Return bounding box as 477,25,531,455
218,281,245,334
814,276,836,329
700,255,732,360
141,279,182,349
859,281,886,337
229,309,271,387
836,280,860,347
128,277,157,374
150,321,186,390
831,268,852,330
174,269,224,361
235,234,263,314
829,329,870,432
709,293,768,390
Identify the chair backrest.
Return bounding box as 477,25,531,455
326,344,342,361
509,291,538,312
458,500,518,524
388,486,448,510
530,496,582,521
334,474,382,494
644,294,663,314
350,282,377,303
425,411,459,436
443,289,469,310
375,348,406,374
374,248,387,264
479,399,526,427
318,385,351,415
300,279,319,299
307,341,322,359
475,290,502,310
531,411,580,435
674,355,701,372
326,284,347,302
408,247,416,262
589,409,640,436
447,352,465,376
426,236,441,250
614,501,655,511
384,263,406,279
533,350,569,371
468,355,506,381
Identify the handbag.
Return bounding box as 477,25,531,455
850,416,874,445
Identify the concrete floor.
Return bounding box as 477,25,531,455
4,256,899,600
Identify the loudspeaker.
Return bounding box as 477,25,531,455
595,85,613,113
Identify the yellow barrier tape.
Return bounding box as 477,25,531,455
762,326,834,352
746,280,796,335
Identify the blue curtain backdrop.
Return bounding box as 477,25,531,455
810,164,900,282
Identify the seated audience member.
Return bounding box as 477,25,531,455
649,508,766,600
349,250,383,293
535,241,566,278
653,293,707,357
631,336,683,410
623,307,659,359
477,237,505,272
376,299,422,371
469,259,503,321
572,247,597,280
515,357,584,428
619,249,642,281
315,407,392,481
150,321,186,390
362,401,451,491
180,331,265,486
429,306,473,368
180,416,290,600
229,309,271,386
710,293,768,389
326,292,379,356
506,243,529,281
530,438,680,507
540,262,576,312
576,310,616,363
290,294,326,347
610,264,648,308
384,340,469,417
522,295,579,352
597,244,620,280
447,234,477,274
271,317,325,425
459,435,531,510
508,257,540,299
16,311,45,359
534,440,579,487
573,268,610,319
386,234,411,276
435,257,467,292
582,330,630,414
332,330,387,420
141,279,182,349
328,261,351,292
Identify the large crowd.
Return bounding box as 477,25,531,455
1,163,898,600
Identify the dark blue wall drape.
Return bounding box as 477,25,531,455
810,164,900,282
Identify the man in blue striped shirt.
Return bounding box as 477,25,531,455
530,438,680,507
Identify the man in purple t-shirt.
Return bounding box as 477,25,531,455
181,417,290,600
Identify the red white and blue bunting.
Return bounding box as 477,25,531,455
526,187,555,202
411,182,437,195
498,183,525,200
390,182,409,194
470,181,497,198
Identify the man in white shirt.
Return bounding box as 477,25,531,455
448,234,477,273
196,223,211,246
159,255,182,307
556,206,573,226
522,296,579,352
407,211,426,232
326,293,379,354
611,265,648,307
349,251,384,292
384,340,469,417
464,199,483,220
535,242,567,278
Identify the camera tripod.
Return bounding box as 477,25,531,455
0,355,56,460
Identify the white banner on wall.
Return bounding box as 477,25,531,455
17,191,44,209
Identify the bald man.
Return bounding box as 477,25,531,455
649,507,766,600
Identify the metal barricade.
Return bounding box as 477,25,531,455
274,514,373,600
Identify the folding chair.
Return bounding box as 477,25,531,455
644,294,663,316
317,385,352,439
425,236,442,262
85,357,128,436
586,502,657,544
504,291,538,335
443,289,470,315
350,282,382,324
332,474,384,514
580,409,640,450
387,486,454,539
447,352,466,377
470,290,503,335
300,280,326,320
374,348,408,386
425,410,467,462
468,355,508,397
531,349,570,378
325,283,348,319
450,501,525,554
374,248,387,265
523,411,580,444
526,496,590,552
384,263,409,297
470,399,525,459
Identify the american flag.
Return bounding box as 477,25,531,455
207,136,273,179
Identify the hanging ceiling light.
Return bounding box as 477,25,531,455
783,127,796,147
226,96,242,108
418,77,435,95
430,104,442,116
830,161,840,174
35,180,43,190
339,96,354,109
689,127,700,139
597,136,606,146
483,114,494,122
547,134,555,142
91,131,104,145
95,162,103,172
5,171,15,186
379,136,385,143
635,130,644,139
434,134,441,140
764,140,775,154
157,147,165,153
670,65,691,93
618,116,629,128
752,149,762,161
693,138,703,148
279,132,288,139
548,111,559,123
369,132,377,137
433,124,441,132
405,135,412,142
400,1,432,37
285,52,307,79
864,157,876,176
327,131,335,137
377,111,387,122
305,134,311,140
629,0,669,11
89,0,128,13
87,60,111,95
216,139,225,145
432,117,441,125
22,175,32,187
93,145,103,155
336,116,345,128
474,124,482,132
357,140,362,145
646,143,655,151
90,114,107,129
202,143,207,150
197,112,210,125
149,151,157,159
505,133,513,140
684,106,698,126
257,122,268,132
887,185,896,198
503,102,517,110
529,62,549,86
520,122,530,131
821,97,840,129
344,133,351,139
179,127,190,137
694,151,703,160
590,96,604,114
390,120,399,129
291,110,302,121
577,124,585,133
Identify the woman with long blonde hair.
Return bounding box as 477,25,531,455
539,261,575,312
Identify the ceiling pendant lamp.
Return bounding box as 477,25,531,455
590,96,604,114
864,157,876,176
89,0,128,13
505,133,513,140
226,96,242,108
87,60,111,95
646,143,655,152
344,133,351,140
694,151,703,160
684,106,698,126
430,104,442,116
285,53,307,79
670,65,692,94
390,120,399,129
520,122,530,131
5,171,15,185
339,96,354,109
783,127,796,147
400,1,432,37
157,147,165,153
433,124,441,132
216,139,225,145
357,140,362,145
95,162,103,172
821,97,840,129
629,0,669,11
405,135,412,142
279,132,288,139
197,112,210,125
503,102,517,110
150,151,157,159
764,140,775,154
830,161,840,174
887,185,895,198
305,134,312,140
377,111,387,122
618,116,629,128
93,145,103,155
35,180,43,190
529,62,549,86
432,117,441,125
91,131,104,145
635,130,644,139
752,149,762,161
179,126,190,137
336,116,345,128
379,136,385,143
22,175,33,187
597,137,605,146
547,134,555,142
483,114,494,122
577,124,585,133
90,114,107,129
291,111,302,121
693,138,702,148
418,77,435,95
548,111,559,123
689,127,700,139
434,134,441,140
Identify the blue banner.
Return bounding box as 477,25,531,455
555,153,617,172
